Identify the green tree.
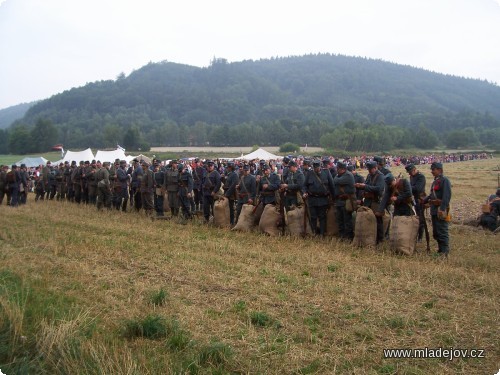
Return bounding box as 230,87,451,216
9,125,33,154
30,118,58,152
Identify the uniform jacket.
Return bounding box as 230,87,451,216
303,169,335,207
224,170,238,199
426,174,452,215
333,171,355,207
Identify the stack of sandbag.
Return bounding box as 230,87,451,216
232,204,255,232
390,216,419,255
259,204,281,236
285,205,311,236
353,206,377,247
326,204,339,237
213,197,230,228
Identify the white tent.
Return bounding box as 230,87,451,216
95,148,127,163
15,156,48,167
61,148,95,164
239,148,282,161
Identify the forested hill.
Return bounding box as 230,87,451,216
7,54,500,151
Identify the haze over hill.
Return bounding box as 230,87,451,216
1,0,500,111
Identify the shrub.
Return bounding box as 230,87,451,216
279,142,300,153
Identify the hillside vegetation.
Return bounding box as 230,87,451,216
2,54,499,154
0,158,498,374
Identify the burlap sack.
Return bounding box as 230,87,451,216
353,206,377,247
213,197,230,228
285,205,312,236
232,204,255,232
259,204,281,236
326,204,339,237
390,215,419,255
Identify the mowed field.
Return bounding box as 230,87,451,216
0,159,499,374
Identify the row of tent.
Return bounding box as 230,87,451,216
15,148,283,168
15,148,152,168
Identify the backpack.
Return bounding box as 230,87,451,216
6,171,15,183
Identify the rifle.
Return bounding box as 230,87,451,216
277,189,286,235
418,198,431,252
302,196,309,236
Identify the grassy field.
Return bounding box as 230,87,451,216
0,159,498,374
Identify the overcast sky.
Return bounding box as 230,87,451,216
1,0,499,110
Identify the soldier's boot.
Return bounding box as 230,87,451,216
170,208,176,217
174,208,179,216
121,200,128,212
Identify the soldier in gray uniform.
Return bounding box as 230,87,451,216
374,156,391,176
235,165,256,223
164,160,180,217
406,163,427,241
0,165,8,205
348,165,365,206
72,161,84,203
153,160,165,217
178,163,194,219
223,161,239,225
303,160,335,236
355,161,386,243
115,160,129,211
256,164,281,206
280,160,305,210
130,159,143,211
65,161,75,202
201,160,222,222
55,162,66,201
423,162,452,257
19,164,29,205
333,161,355,240
378,174,414,216
87,160,98,205
140,161,155,216
96,162,111,210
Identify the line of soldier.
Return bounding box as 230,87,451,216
1,155,452,257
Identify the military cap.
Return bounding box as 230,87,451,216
11,164,17,169
366,161,377,169
243,164,250,171
283,156,291,164
171,159,178,164
288,161,297,167
59,162,64,166
71,161,77,166
85,160,90,164
132,158,139,162
259,159,266,165
64,161,69,164
206,159,215,166
262,164,270,170
373,156,384,165
226,161,235,169
141,160,150,167
115,158,120,163
322,158,331,165
302,158,311,165
312,160,321,168
405,164,415,173
91,159,96,164
47,161,52,165
430,162,443,170
337,161,347,169
347,165,355,172
79,161,84,165
103,161,110,167
384,173,395,184
20,163,26,168
120,160,127,165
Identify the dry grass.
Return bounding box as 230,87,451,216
0,158,499,374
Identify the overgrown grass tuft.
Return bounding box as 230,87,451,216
122,314,168,339
148,287,168,306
